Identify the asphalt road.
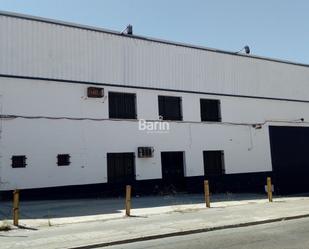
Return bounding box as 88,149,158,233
104,217,309,249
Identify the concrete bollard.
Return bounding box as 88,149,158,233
125,185,132,216
13,189,20,226
267,177,273,202
204,180,210,208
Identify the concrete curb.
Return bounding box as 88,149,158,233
70,213,309,249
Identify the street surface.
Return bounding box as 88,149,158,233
105,217,309,249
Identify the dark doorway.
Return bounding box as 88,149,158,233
161,152,185,190
203,151,225,177
203,150,226,192
107,153,135,185
269,126,309,194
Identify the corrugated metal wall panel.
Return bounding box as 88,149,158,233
1,15,309,100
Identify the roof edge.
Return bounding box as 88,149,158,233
0,10,308,68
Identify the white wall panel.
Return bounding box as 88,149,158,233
1,14,309,101
1,77,309,190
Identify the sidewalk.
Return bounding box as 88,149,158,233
1,193,268,227
1,194,309,249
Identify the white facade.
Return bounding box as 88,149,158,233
0,11,309,191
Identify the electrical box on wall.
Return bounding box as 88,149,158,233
138,147,154,158
87,87,104,98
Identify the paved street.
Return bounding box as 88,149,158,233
106,217,309,249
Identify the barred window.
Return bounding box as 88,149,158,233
57,154,71,166
109,92,137,119
11,155,27,168
200,99,221,122
158,96,182,121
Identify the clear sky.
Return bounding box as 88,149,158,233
0,0,308,64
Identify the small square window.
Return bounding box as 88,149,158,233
57,154,71,166
200,99,221,122
11,155,27,168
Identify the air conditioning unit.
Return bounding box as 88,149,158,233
138,147,154,158
87,87,104,98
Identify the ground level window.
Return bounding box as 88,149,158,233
57,154,71,166
107,153,135,184
11,155,27,168
203,151,225,176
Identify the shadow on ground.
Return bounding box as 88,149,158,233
0,193,274,220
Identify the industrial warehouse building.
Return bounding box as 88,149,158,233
1,11,309,197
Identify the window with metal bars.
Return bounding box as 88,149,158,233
57,154,71,166
11,155,27,168
203,151,225,176
107,153,135,184
200,99,221,122
109,92,137,119
158,96,182,121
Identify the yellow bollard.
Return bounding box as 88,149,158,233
267,177,273,202
125,185,131,216
13,189,20,226
204,180,210,208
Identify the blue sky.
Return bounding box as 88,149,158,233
0,0,308,64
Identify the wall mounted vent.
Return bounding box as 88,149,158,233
87,87,104,98
138,147,154,158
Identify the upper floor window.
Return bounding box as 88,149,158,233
158,96,182,121
109,92,137,119
200,99,221,122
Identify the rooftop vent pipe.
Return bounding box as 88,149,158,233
121,24,133,35
236,45,250,54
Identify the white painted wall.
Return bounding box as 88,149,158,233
1,76,309,190
1,13,309,190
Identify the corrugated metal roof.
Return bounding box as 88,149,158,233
0,10,308,68
1,10,309,102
